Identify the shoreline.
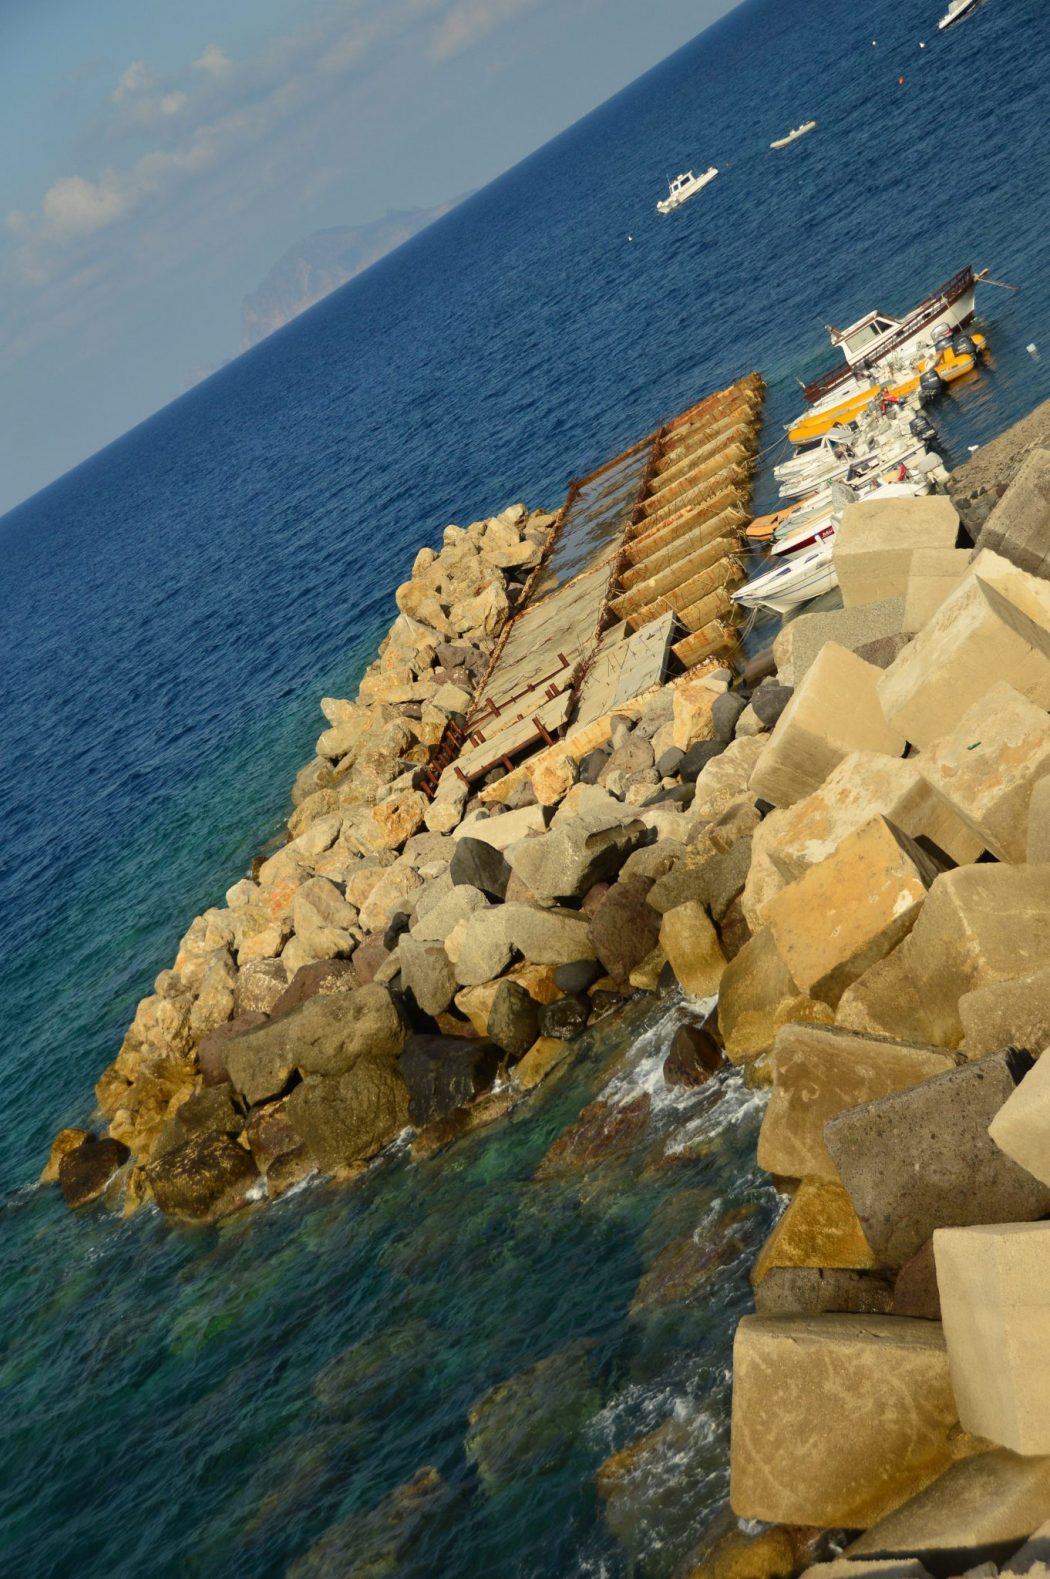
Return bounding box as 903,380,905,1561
41,388,1050,1577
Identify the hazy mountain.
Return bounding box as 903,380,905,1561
241,199,466,349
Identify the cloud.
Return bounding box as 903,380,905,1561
430,0,538,59
40,174,129,239
193,44,232,78
112,60,154,102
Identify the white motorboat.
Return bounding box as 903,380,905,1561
656,166,718,215
770,120,816,150
735,538,837,615
939,0,982,29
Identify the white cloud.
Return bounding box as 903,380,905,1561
40,174,129,238
193,44,232,78
112,60,155,102
430,0,537,59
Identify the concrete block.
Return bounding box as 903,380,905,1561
834,496,960,608
846,1450,1050,1572
743,751,983,929
774,599,906,686
960,968,1050,1059
716,926,813,1064
752,1177,876,1284
1028,777,1050,863
976,448,1050,579
902,548,973,634
758,1023,956,1181
837,865,1050,1050
878,553,1050,749
765,817,942,1007
754,1265,894,1317
730,1314,957,1527
935,1223,1050,1455
989,1050,1050,1186
824,1048,1050,1269
750,643,906,809
917,682,1050,863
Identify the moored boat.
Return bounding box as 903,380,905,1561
734,538,837,614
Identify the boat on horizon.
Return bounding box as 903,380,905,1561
939,0,983,30
770,120,816,149
656,166,718,214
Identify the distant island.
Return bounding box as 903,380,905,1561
241,198,468,349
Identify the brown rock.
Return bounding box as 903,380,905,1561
663,1023,725,1087
146,1131,259,1222
244,1098,311,1196
587,878,661,987
196,1012,269,1085
41,1127,93,1184
893,1240,941,1320
535,1094,651,1177
225,985,405,1106
269,958,358,1018
286,1055,410,1174
58,1136,130,1208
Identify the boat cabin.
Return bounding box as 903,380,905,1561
668,172,695,196
826,310,903,367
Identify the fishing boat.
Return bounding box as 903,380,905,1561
787,265,986,442
939,0,982,29
771,120,816,150
656,166,718,214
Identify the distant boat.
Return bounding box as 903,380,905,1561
770,120,817,150
656,167,718,215
939,0,982,28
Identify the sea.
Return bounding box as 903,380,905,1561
1,0,1047,1572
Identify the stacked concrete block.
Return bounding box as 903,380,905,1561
833,496,960,609
902,548,973,634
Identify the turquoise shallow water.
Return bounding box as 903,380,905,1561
1,0,1048,1570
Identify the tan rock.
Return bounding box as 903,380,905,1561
917,682,1050,863
959,968,1050,1058
659,901,727,998
935,1224,1050,1455
990,1055,1050,1188
730,1314,957,1526
833,495,959,609
672,669,727,750
877,552,1050,749
291,876,358,959
751,1177,876,1284
358,790,427,853
765,818,940,1007
628,944,666,991
845,1449,1050,1569
357,865,422,935
453,980,501,1036
750,644,905,810
530,746,578,807
758,1024,957,1182
902,547,973,634
231,908,291,964
692,736,768,821
717,927,808,1065
514,1037,573,1090
743,751,982,929
837,865,1050,1048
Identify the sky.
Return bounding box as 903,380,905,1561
0,0,737,515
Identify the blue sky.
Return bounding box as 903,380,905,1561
1,0,736,514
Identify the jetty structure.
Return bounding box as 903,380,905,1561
427,372,764,797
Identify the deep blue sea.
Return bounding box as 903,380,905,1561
1,0,1048,1572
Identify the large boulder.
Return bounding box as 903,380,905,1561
196,1012,268,1085
757,1024,955,1182
58,1136,130,1208
505,818,643,904
146,1131,259,1222
730,1314,957,1527
268,958,357,1019
152,1085,242,1159
397,1034,501,1127
989,1045,1050,1186
824,1048,1050,1269
285,1057,410,1173
832,495,959,608
448,836,511,899
587,878,661,987
837,865,1050,1048
234,958,289,1016
845,1450,1050,1573
764,818,943,1008
935,1222,1050,1456
716,927,823,1065
659,902,727,998
290,876,358,959
750,644,905,810
398,937,456,1017
224,985,405,1105
916,681,1050,863
876,551,1050,749
503,903,597,967
41,1127,92,1184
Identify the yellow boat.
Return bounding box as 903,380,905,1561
788,370,926,445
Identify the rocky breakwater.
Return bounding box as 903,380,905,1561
42,502,559,1218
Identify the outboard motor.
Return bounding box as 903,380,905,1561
933,323,953,350
920,368,943,398
952,333,976,357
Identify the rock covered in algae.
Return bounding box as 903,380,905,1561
286,1465,451,1579
465,1341,600,1495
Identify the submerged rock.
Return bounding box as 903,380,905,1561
465,1341,599,1495
535,1094,651,1177
287,1464,450,1579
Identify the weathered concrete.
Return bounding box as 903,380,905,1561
989,1053,1050,1188
974,448,1050,579
825,1048,1050,1269
837,865,1050,1049
902,549,973,635
764,818,941,1007
753,1265,894,1317
751,1177,876,1284
877,553,1050,749
834,496,959,609
730,1314,957,1527
758,1024,956,1182
917,681,1050,863
774,600,907,687
935,1223,1050,1455
716,926,817,1065
751,644,905,809
846,1449,1050,1575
